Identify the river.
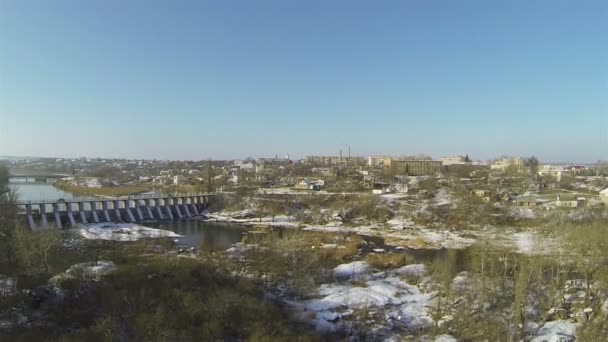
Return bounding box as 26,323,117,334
8,179,87,202
148,220,250,251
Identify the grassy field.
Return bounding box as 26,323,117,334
54,181,151,197
537,191,597,201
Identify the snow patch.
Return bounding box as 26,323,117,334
296,276,435,333
395,264,426,278
80,223,182,241
333,261,371,279
49,261,116,286
0,275,15,297
434,335,458,342
530,320,576,342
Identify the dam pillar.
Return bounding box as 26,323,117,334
145,199,155,219
53,203,62,229
40,203,49,226
114,201,124,223
173,198,183,219
182,197,192,218
135,200,144,221
66,203,76,226
102,201,111,222
79,202,88,224
191,201,200,216
26,203,36,230
164,198,175,220
124,199,136,223
156,199,165,220
91,201,100,223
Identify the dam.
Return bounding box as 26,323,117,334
17,193,216,230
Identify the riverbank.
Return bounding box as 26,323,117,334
204,209,559,255
54,180,151,197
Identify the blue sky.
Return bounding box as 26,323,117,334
1,0,606,162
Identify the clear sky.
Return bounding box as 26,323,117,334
1,0,606,162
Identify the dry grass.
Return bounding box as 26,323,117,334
55,181,151,197
317,234,363,262
364,253,409,269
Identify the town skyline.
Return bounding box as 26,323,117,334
0,152,603,166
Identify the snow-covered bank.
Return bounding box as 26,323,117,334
205,210,299,227
205,209,559,254
79,223,182,241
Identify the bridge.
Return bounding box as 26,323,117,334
9,172,70,183
18,193,217,230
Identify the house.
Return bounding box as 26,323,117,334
294,179,324,191
554,195,586,208
569,165,587,174
235,161,255,170
472,189,491,197
514,195,542,207
372,182,390,194
538,165,569,181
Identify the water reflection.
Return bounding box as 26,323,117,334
9,181,86,202
146,220,250,251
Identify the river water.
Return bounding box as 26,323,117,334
148,220,250,251
9,180,87,202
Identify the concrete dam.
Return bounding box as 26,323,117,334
18,194,216,230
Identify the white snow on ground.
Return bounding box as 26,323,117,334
386,217,415,230
512,232,540,255
206,211,299,227
451,272,474,292
80,223,182,241
434,188,453,207
485,230,559,256
434,335,458,342
293,275,435,332
0,275,15,297
510,207,537,220
49,261,116,286
530,320,576,342
333,261,371,279
381,193,407,203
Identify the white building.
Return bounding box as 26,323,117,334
368,156,391,167
441,156,467,166
538,165,569,182
173,175,187,185
491,157,523,171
